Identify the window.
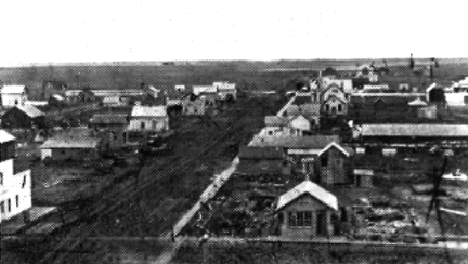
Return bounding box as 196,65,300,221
141,121,145,130
338,104,342,112
0,172,3,185
16,195,19,208
288,211,313,227
8,199,11,212
122,132,127,144
325,104,330,112
321,154,328,167
0,201,4,214
340,208,348,222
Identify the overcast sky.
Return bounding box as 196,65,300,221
1,0,466,66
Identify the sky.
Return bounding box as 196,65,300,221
1,0,467,66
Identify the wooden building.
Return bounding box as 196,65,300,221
250,135,352,185
274,181,339,238
40,128,102,161
89,114,129,149
0,130,32,223
128,105,169,133
1,105,45,129
235,146,289,183
1,85,27,107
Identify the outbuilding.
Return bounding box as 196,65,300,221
1,105,45,129
40,128,102,161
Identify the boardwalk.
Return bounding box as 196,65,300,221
172,157,239,236
155,96,290,263
276,96,295,117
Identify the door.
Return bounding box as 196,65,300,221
316,210,327,236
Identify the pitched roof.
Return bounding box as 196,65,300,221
250,135,339,149
14,105,44,118
131,105,167,117
361,124,468,137
238,146,284,160
276,181,338,211
264,116,288,127
317,142,351,157
408,97,428,106
89,114,128,125
1,85,26,94
193,85,217,94
0,130,16,143
289,115,311,131
51,94,65,101
41,128,100,149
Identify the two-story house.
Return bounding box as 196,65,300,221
321,83,349,116
128,105,169,133
1,85,28,107
0,130,31,223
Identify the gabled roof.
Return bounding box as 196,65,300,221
0,130,16,144
131,106,167,117
264,116,288,127
250,135,339,149
317,142,351,157
361,124,468,137
1,85,26,94
193,85,217,94
289,115,311,131
14,105,44,118
323,95,346,104
51,94,65,101
276,181,338,211
408,97,428,106
41,128,100,149
238,146,284,160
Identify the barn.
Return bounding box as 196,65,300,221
1,105,45,129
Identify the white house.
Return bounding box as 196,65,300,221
174,84,185,92
193,85,217,96
362,83,390,92
289,115,311,135
445,92,468,106
128,105,169,132
0,130,31,223
321,77,353,94
1,85,28,107
213,81,237,101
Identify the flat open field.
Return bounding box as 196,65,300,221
2,58,468,99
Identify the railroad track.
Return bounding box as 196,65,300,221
38,117,250,263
